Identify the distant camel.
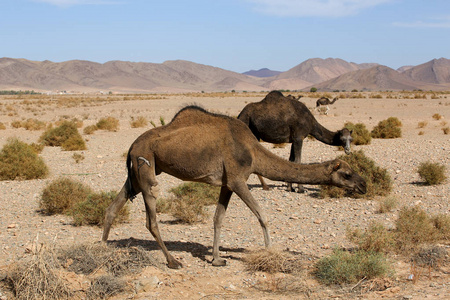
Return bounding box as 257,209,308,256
286,94,303,100
315,96,339,115
238,91,352,192
102,106,366,269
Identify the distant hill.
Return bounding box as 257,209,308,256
307,65,446,92
264,58,378,90
0,57,449,93
402,58,450,85
242,68,282,77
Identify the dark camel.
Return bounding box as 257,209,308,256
286,94,303,100
315,96,339,115
238,91,352,192
102,106,366,269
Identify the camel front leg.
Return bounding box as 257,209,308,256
230,181,271,248
257,174,269,190
288,138,304,193
212,186,233,266
142,186,182,269
102,184,128,242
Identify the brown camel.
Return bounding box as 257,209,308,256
238,91,352,192
102,106,366,269
286,94,303,100
315,96,339,115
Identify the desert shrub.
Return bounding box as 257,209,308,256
22,118,47,130
432,113,443,120
314,249,391,285
30,142,45,154
417,161,447,185
244,248,303,274
69,191,128,226
0,138,49,180
72,153,85,163
163,182,220,223
377,196,398,213
371,117,402,139
395,206,438,252
87,275,126,299
347,222,395,253
83,124,98,135
320,150,392,199
39,121,85,150
0,122,6,129
40,177,93,214
10,118,46,130
431,214,450,240
96,116,119,131
6,245,72,300
442,127,450,134
61,134,86,151
417,121,428,128
344,122,371,145
159,116,166,126
130,116,148,128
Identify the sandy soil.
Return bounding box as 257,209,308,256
0,93,449,299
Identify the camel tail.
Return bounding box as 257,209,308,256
125,152,138,201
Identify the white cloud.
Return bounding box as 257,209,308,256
393,16,450,29
33,0,118,7
246,0,393,17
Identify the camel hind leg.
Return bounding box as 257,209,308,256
138,155,182,269
212,186,233,266
102,184,128,242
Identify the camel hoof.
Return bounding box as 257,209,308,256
168,260,183,269
212,258,227,267
262,186,270,191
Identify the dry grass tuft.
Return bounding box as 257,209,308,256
432,113,443,120
96,116,119,131
130,116,148,128
87,275,126,299
244,248,303,274
6,244,72,300
377,196,398,213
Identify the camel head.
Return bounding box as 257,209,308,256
329,159,367,194
338,128,352,154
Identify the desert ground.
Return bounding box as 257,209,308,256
0,92,449,299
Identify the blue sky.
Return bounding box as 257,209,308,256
1,0,449,72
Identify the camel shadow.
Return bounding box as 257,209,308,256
107,237,246,264
248,183,324,198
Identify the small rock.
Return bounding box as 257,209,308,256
7,224,16,229
313,219,322,224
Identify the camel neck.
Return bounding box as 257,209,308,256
253,147,332,184
310,123,340,146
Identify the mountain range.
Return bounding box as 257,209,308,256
1,57,449,93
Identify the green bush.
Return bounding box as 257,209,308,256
320,150,392,199
69,191,128,226
0,138,49,180
417,161,447,185
371,117,402,139
344,122,371,145
314,249,391,285
39,121,86,150
347,222,395,253
40,177,93,214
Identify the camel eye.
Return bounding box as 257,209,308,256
343,173,352,180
